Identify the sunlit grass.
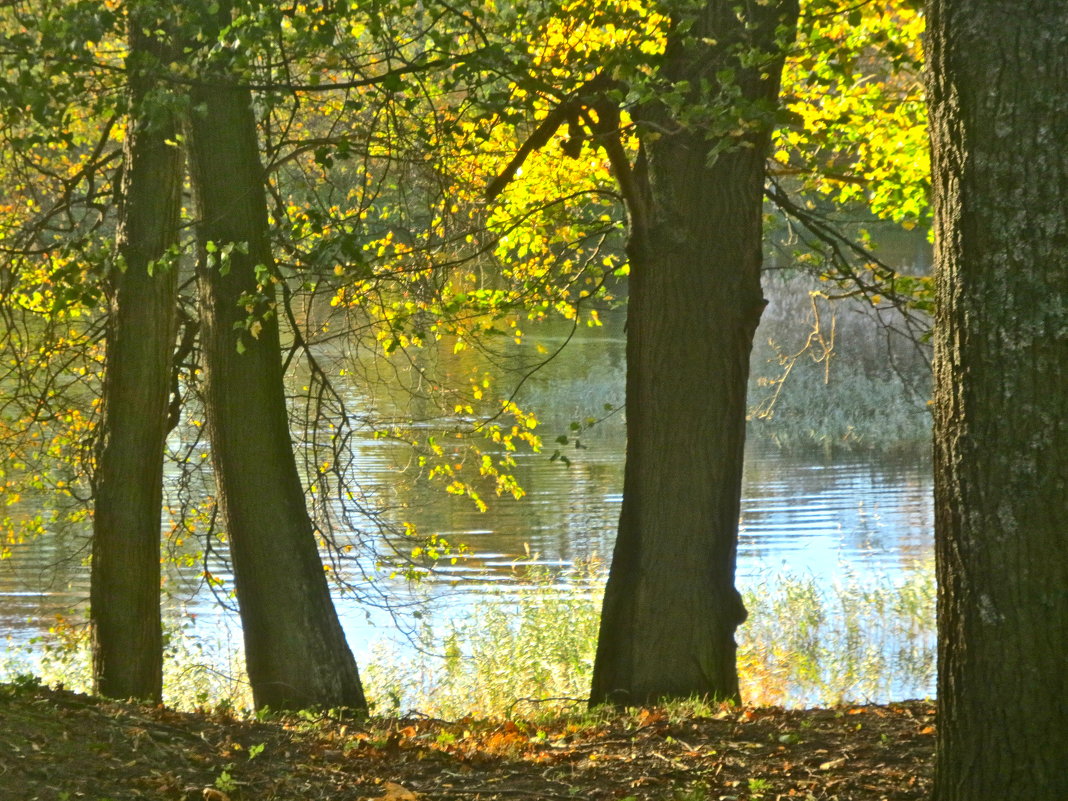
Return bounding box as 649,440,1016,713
737,564,935,706
0,613,253,712
363,561,935,717
364,562,603,720
2,561,934,718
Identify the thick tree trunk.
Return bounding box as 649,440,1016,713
90,16,182,703
590,0,798,706
927,3,1068,799
185,63,366,712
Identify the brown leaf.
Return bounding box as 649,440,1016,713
636,708,666,728
380,781,420,800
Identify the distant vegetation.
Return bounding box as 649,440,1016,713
748,273,931,453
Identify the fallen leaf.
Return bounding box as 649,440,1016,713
381,781,420,800
637,708,665,728
202,789,230,801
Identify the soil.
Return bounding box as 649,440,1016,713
0,682,935,801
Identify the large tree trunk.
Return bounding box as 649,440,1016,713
590,0,798,706
927,2,1068,799
184,40,367,711
90,12,182,702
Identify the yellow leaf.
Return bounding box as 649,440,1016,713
380,781,420,800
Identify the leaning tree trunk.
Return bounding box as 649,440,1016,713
927,2,1068,799
90,11,182,703
184,32,366,711
589,0,798,706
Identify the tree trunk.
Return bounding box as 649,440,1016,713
590,0,798,706
927,2,1068,799
90,14,182,703
185,52,367,712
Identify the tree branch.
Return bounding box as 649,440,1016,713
485,72,618,201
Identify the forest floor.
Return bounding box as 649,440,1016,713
0,681,935,801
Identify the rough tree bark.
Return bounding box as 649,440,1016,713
927,2,1068,799
589,0,798,706
184,8,366,712
90,8,182,702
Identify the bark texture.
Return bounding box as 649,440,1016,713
90,14,181,702
185,41,366,712
589,0,798,706
927,2,1068,799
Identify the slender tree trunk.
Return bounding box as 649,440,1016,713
184,37,366,711
927,3,1068,799
590,0,798,706
90,13,182,702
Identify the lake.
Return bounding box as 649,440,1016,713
0,318,935,708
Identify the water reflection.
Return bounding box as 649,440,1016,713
0,321,935,703
0,440,933,646
738,448,933,585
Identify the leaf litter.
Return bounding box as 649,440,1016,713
0,682,934,800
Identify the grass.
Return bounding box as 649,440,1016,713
364,562,603,719
748,362,932,453
363,561,934,717
738,564,935,706
2,561,934,718
0,612,253,712
747,274,932,453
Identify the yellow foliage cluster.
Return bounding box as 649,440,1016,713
776,4,929,228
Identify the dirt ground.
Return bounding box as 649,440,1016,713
0,681,934,801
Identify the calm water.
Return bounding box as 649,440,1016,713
0,320,935,701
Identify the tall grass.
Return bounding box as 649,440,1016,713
0,613,252,712
748,274,932,453
3,562,934,717
364,564,603,719
737,564,935,706
363,561,934,717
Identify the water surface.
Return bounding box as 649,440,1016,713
0,322,934,703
